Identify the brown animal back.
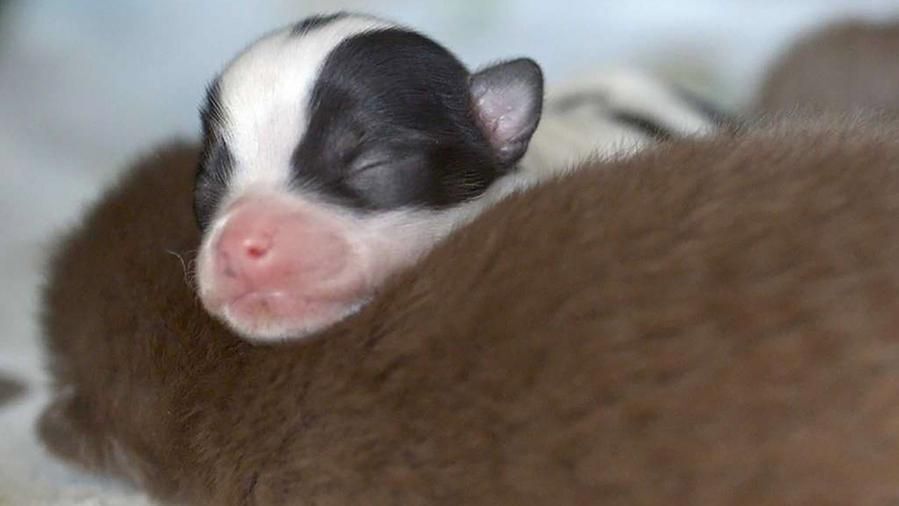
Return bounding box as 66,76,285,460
40,123,899,505
756,20,899,116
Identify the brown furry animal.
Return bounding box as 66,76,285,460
39,120,899,505
756,19,899,115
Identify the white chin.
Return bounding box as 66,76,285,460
217,296,368,344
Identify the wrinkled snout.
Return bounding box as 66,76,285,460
197,195,370,342
214,200,351,292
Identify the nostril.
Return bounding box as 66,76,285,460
243,235,273,260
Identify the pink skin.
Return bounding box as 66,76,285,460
199,195,375,341
197,189,469,342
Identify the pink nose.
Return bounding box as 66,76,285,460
217,225,274,278
213,201,350,295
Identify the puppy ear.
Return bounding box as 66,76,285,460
470,58,544,167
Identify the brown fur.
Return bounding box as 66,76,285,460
39,121,899,505
756,20,899,115
0,373,25,406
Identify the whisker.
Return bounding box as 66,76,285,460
165,249,192,288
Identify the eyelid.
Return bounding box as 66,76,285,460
347,145,422,176
349,157,390,175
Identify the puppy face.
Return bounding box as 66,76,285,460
194,13,543,342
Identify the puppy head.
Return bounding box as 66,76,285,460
193,13,543,342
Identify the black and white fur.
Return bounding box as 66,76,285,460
195,13,541,227
523,69,725,175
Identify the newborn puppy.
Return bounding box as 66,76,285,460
40,120,899,505
194,13,545,342
195,13,723,343
755,19,899,115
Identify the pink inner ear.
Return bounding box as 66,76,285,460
474,80,535,148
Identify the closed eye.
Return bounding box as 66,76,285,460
349,146,425,175
349,159,390,175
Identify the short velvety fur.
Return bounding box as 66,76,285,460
756,20,899,116
193,16,543,234
40,121,899,505
289,28,501,210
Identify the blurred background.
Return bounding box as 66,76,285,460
0,0,898,503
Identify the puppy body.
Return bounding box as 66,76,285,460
41,119,899,505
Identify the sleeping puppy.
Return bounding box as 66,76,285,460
193,12,547,343
39,119,899,505
194,12,721,343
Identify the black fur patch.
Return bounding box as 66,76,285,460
195,78,235,229
290,28,501,211
549,90,676,141
550,92,610,113
291,13,347,37
611,111,674,141
672,85,735,127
